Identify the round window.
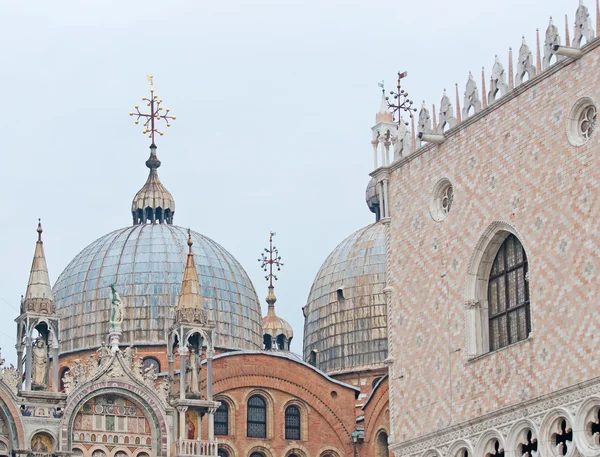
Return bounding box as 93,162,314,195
431,178,454,222
567,97,597,146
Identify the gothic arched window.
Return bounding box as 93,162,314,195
247,395,267,438
250,453,265,457
376,431,389,457
215,402,229,436
285,405,301,440
218,449,228,457
488,234,530,351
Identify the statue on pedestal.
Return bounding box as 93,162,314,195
186,348,201,396
31,337,48,389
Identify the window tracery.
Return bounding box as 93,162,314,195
488,234,530,351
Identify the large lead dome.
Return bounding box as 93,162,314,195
303,221,387,374
54,224,263,353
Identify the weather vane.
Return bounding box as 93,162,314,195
258,232,284,288
386,71,417,126
129,75,177,145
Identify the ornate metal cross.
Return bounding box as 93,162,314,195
386,71,417,126
258,232,284,287
129,75,177,145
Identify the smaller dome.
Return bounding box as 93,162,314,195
132,145,175,225
366,178,380,221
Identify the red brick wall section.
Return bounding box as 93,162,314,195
0,386,25,449
207,352,358,457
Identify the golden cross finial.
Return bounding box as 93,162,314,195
258,232,284,288
129,76,176,145
386,71,417,127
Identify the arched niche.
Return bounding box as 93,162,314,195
61,384,168,456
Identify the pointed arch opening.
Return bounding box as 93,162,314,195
464,222,532,357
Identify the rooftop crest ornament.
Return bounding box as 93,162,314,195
258,232,283,287
129,75,177,145
386,71,417,126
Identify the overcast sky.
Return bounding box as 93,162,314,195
0,0,581,364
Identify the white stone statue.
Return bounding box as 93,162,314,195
143,364,158,386
110,284,125,329
123,345,136,368
31,337,48,388
186,348,201,396
96,342,111,366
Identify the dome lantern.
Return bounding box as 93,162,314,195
131,144,175,225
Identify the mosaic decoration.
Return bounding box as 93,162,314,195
31,433,53,452
72,395,152,452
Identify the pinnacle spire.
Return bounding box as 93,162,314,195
22,220,54,314
175,231,205,322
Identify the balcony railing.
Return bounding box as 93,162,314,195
176,438,218,457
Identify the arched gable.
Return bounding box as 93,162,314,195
60,381,169,456
0,380,25,450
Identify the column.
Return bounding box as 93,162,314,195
177,406,188,440
382,178,390,219
16,348,23,391
52,346,59,393
24,337,32,391
197,413,202,441
179,346,187,400
167,355,175,396
376,181,385,218
372,140,379,169
206,350,214,401
207,409,215,442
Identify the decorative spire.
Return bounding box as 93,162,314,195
258,232,293,351
508,47,515,90
129,75,177,146
566,14,571,46
536,29,542,72
174,230,208,324
432,104,437,130
376,86,394,123
22,220,54,314
385,71,417,128
258,232,284,314
597,0,600,36
410,115,416,153
455,83,462,123
481,67,488,108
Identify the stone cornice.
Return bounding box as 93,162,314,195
389,376,600,455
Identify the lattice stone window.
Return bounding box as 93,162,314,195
431,178,454,222
488,234,530,351
285,406,301,440
554,419,573,455
518,430,538,457
247,395,267,438
567,97,597,146
215,403,229,436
